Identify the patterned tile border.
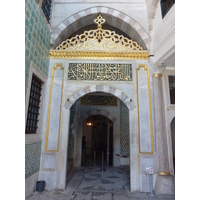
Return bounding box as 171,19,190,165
25,142,42,179
120,101,130,156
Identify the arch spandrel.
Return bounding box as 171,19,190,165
51,7,149,50
64,85,135,110
50,14,149,59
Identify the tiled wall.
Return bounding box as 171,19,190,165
120,101,130,156
25,0,51,97
25,142,42,179
25,0,51,179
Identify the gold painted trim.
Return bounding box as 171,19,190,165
158,171,170,176
45,63,64,152
50,15,149,60
50,51,149,60
137,64,154,154
154,73,162,78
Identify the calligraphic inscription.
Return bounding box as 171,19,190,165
81,95,117,106
68,63,132,81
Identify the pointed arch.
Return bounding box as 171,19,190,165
51,6,149,50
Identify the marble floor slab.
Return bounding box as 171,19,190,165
26,165,175,200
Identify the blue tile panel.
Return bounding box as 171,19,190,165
120,101,130,156
25,0,51,97
25,142,42,179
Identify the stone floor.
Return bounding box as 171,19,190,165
26,164,175,200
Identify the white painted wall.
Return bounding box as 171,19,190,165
153,4,175,63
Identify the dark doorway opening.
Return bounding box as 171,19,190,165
83,115,113,167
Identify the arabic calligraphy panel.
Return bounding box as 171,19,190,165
68,63,132,81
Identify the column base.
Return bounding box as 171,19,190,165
154,174,175,195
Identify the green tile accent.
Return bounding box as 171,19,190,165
25,0,51,98
26,9,30,19
25,142,42,179
24,0,52,181
120,101,130,156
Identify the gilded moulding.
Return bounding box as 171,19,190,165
45,63,64,153
50,50,149,60
154,73,162,78
50,15,149,60
136,64,154,154
158,171,171,176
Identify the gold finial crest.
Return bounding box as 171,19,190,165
94,14,105,29
51,14,149,59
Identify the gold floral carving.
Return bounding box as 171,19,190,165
50,15,149,60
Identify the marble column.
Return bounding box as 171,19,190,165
57,108,71,189
153,73,170,175
129,108,139,192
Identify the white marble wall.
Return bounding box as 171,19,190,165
137,67,152,153
39,58,157,192
25,172,39,198
39,63,65,189
47,67,63,151
139,155,157,192
153,3,175,64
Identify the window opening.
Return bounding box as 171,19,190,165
26,74,43,134
168,75,175,104
42,0,52,23
160,0,175,18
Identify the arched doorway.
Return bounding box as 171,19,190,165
67,90,129,171
58,86,136,191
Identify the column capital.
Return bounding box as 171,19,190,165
156,60,166,73
149,57,166,76
153,60,166,75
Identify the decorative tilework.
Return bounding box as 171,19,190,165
25,142,42,179
120,101,130,156
25,0,51,97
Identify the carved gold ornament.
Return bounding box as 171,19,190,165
50,15,149,59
